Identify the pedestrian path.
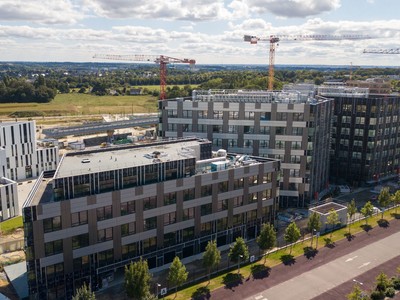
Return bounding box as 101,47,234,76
247,230,400,300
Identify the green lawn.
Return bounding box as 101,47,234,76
165,208,399,300
0,93,159,117
0,216,23,235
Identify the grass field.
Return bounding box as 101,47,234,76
0,216,23,235
0,93,159,117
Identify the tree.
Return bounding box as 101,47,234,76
124,258,152,299
377,187,391,219
72,282,95,300
202,240,221,281
326,209,340,239
284,222,301,254
228,237,250,273
168,256,188,296
347,199,358,235
347,284,368,300
256,223,277,263
307,212,321,248
391,190,400,214
375,272,391,292
361,201,374,225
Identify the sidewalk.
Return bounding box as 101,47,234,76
210,217,400,300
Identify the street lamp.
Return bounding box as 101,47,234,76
156,283,161,298
238,254,243,274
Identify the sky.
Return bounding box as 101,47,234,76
0,0,399,66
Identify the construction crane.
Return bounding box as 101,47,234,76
93,54,196,100
244,34,371,90
363,48,400,54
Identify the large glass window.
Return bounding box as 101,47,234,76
97,227,113,242
71,211,88,227
97,206,112,221
164,212,176,225
45,240,63,256
72,233,89,249
144,216,157,231
121,200,135,215
164,192,177,205
43,216,61,233
121,222,136,237
143,196,157,210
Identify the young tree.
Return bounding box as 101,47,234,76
168,256,188,296
202,240,221,282
72,282,95,300
326,209,339,239
347,199,358,235
375,272,391,292
124,258,152,299
307,212,321,248
256,223,277,263
284,222,301,254
228,237,250,273
361,201,374,225
346,284,368,300
377,187,391,219
391,190,400,214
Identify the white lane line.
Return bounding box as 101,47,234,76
358,262,371,269
345,255,358,262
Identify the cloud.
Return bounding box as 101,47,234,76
0,0,83,24
245,0,341,18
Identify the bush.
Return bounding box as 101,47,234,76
370,290,385,300
386,287,396,298
392,277,400,290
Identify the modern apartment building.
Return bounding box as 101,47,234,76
159,90,333,207
0,121,59,220
23,138,280,299
318,83,400,185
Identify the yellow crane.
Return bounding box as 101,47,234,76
244,34,371,90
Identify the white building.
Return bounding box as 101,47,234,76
0,121,59,220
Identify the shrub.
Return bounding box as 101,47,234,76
370,290,385,300
392,277,400,290
385,287,396,298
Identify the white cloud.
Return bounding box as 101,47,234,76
0,0,83,24
245,0,341,18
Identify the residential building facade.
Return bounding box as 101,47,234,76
159,90,333,207
0,121,59,220
318,84,400,185
23,138,280,299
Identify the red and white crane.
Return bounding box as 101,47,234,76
244,34,371,90
93,54,196,100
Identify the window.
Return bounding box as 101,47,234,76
73,256,89,273
228,125,238,133
217,199,228,211
72,233,89,249
183,189,195,201
260,140,269,148
97,228,113,242
248,175,258,186
121,222,136,236
144,216,157,231
121,200,135,216
97,206,112,221
263,173,272,183
233,196,243,207
98,249,113,267
262,189,272,199
164,232,176,247
182,227,194,242
43,216,61,233
248,193,258,204
234,178,244,190
229,111,239,119
183,208,195,220
275,140,284,149
164,212,176,225
122,243,138,260
143,237,157,254
245,111,254,120
201,203,212,216
164,192,177,205
201,185,212,197
45,240,63,256
213,111,223,119
260,126,270,134
143,196,157,210
218,181,228,193
200,222,212,236
71,211,88,227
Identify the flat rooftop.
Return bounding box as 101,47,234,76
55,139,205,178
310,202,347,215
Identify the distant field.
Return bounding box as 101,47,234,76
0,93,159,117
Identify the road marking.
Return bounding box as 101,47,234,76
255,296,263,300
345,255,358,262
358,262,371,269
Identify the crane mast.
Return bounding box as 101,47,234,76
93,54,196,100
244,34,371,90
363,48,400,54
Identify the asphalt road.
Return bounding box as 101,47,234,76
211,217,400,300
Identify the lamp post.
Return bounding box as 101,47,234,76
313,229,316,249
156,283,161,298
238,254,243,274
